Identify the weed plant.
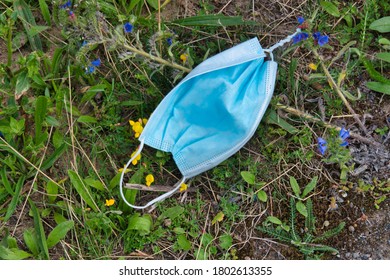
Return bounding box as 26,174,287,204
0,0,389,260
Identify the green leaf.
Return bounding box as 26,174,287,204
14,0,43,50
41,143,68,171
0,245,31,260
45,116,60,127
173,14,256,27
77,115,97,123
80,84,106,103
301,176,317,198
241,171,255,185
320,1,340,17
219,234,233,250
1,167,13,195
38,0,51,25
45,181,58,203
29,200,49,259
341,89,362,101
34,95,48,144
128,213,153,235
4,176,25,222
53,212,67,224
366,82,390,95
289,176,301,197
281,224,290,232
177,234,191,251
173,227,186,235
51,47,65,75
376,52,390,63
15,70,30,99
257,190,268,202
264,109,298,134
212,211,225,225
158,206,185,221
52,130,64,149
28,25,49,37
296,201,308,217
128,0,143,12
379,38,390,45
46,220,74,249
267,216,282,225
68,170,99,212
41,143,67,171
120,100,144,106
369,16,390,33
84,178,105,191
146,0,159,9
23,228,39,255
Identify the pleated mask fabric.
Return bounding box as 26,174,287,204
120,30,301,209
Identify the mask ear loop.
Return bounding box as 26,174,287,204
263,28,302,61
119,140,187,210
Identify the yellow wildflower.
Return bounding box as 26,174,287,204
180,53,188,63
130,151,141,165
105,198,115,207
308,63,318,71
179,183,188,192
129,118,147,138
145,174,154,187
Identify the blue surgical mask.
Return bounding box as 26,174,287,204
120,30,301,209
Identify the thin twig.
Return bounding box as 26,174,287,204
312,48,368,135
275,103,382,147
125,183,193,193
122,43,191,73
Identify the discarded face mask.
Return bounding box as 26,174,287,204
120,29,302,209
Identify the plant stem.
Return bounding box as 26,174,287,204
275,103,381,147
312,48,368,135
7,19,12,67
123,43,192,73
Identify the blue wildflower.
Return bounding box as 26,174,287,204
124,22,133,33
85,58,101,74
81,40,88,47
297,16,305,25
86,65,95,74
318,34,329,47
312,32,329,47
292,32,309,44
339,127,350,147
312,32,321,41
0,131,4,139
91,58,101,67
167,38,173,46
318,137,327,155
60,1,72,9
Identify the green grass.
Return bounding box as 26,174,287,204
0,0,389,260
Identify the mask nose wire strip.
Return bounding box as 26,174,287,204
263,28,302,61
119,140,187,209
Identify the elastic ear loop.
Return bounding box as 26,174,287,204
119,140,187,210
263,28,302,61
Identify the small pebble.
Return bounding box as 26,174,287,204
323,220,330,227
164,219,172,227
345,252,351,258
348,225,355,233
352,252,360,259
245,256,251,260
